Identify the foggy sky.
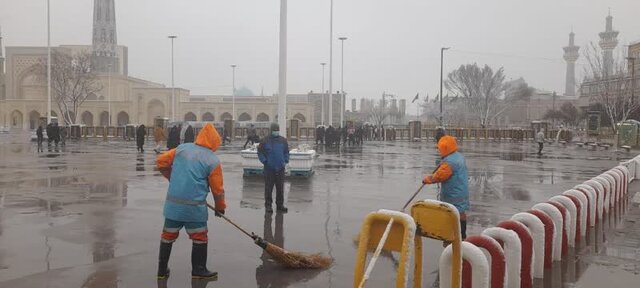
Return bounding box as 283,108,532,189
2,0,640,113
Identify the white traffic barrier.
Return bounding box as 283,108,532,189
607,169,624,203
549,196,577,247
602,172,620,206
532,203,563,261
482,227,521,288
574,184,597,227
594,175,614,212
563,190,588,238
511,212,545,279
613,165,630,192
465,235,506,288
440,242,490,288
584,179,606,219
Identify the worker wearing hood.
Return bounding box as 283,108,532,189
422,135,469,239
155,123,225,281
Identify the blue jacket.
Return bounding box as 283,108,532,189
258,135,290,171
441,151,470,213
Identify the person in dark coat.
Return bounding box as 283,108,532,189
36,125,44,152
184,125,195,144
136,124,146,152
315,126,325,145
243,124,258,149
258,123,289,214
167,125,180,150
46,123,54,146
52,123,60,146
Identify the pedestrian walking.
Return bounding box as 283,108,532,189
167,125,181,150
36,125,44,152
154,126,167,154
155,123,226,281
59,126,67,147
258,123,289,214
243,124,259,149
136,124,146,152
536,130,545,155
422,135,469,241
184,125,195,144
52,123,60,146
46,123,54,146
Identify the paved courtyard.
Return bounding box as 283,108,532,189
0,132,638,287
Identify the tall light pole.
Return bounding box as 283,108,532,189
168,35,177,122
439,47,450,126
339,36,347,127
278,0,287,137
321,62,326,125
627,56,636,106
231,64,237,121
328,0,334,127
108,64,112,126
47,0,52,124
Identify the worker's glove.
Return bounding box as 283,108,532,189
214,209,225,217
422,176,433,185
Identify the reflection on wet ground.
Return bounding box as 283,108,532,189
0,132,638,287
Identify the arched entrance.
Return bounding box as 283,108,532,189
184,112,197,121
81,111,94,126
256,113,270,122
220,112,232,121
10,110,24,129
29,111,41,130
202,112,215,122
293,113,306,123
147,99,166,125
117,111,130,126
99,111,109,126
238,112,252,122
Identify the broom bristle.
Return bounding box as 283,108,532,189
265,243,333,269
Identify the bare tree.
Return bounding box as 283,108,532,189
543,102,583,127
366,99,390,128
37,51,102,125
583,42,637,132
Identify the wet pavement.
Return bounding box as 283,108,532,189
0,132,639,287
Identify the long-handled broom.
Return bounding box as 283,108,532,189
206,203,333,269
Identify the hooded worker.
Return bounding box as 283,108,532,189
156,123,226,281
422,135,469,239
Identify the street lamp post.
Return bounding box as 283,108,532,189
339,36,347,127
168,35,177,122
231,64,237,121
321,62,326,125
439,47,450,126
328,0,334,127
277,0,287,137
47,0,52,124
108,64,112,126
628,56,636,106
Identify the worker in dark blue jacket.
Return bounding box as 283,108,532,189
258,123,290,214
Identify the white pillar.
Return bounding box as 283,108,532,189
169,36,177,122
328,0,333,126
278,0,287,137
47,0,52,124
231,65,237,121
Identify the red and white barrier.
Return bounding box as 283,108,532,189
584,179,606,220
496,220,533,288
526,209,554,269
605,170,622,204
482,227,521,288
572,184,597,227
548,196,577,247
441,241,489,288
465,235,505,288
600,173,617,209
511,213,545,279
594,175,613,212
562,190,588,239
532,203,563,261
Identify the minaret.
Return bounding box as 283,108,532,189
599,10,619,76
0,25,5,75
92,0,119,73
563,31,579,96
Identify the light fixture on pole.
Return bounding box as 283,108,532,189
321,62,326,125
439,47,450,126
47,0,52,124
231,64,237,121
328,0,334,127
168,35,177,122
338,36,347,127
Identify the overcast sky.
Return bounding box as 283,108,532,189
2,0,640,112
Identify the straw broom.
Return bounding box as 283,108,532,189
206,203,333,269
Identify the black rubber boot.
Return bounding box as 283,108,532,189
157,242,172,280
191,243,218,280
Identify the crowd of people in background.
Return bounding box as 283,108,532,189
315,123,398,147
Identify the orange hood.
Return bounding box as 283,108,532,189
195,123,222,152
437,135,458,157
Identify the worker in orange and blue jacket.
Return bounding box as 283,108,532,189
422,135,470,239
156,123,226,280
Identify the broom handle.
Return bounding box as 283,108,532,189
206,203,255,239
358,218,395,288
401,183,426,212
